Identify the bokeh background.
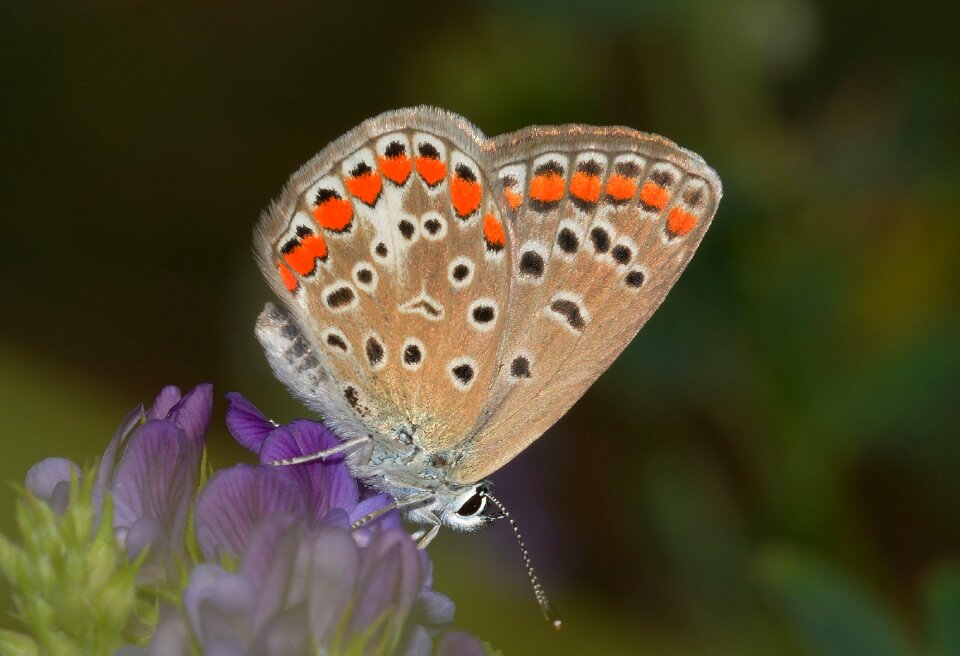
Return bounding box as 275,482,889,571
2,1,958,654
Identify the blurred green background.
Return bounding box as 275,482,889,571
2,1,958,654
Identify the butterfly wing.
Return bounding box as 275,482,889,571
255,107,514,449
450,125,722,484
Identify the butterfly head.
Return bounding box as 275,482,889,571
434,481,502,532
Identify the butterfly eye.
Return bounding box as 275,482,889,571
456,492,486,518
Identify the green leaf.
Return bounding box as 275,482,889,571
757,546,913,656
0,628,38,656
924,564,960,656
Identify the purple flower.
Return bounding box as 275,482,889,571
18,388,488,654
144,512,454,655
435,631,487,656
175,393,460,655
222,392,401,531
25,384,213,583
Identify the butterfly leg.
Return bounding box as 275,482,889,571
351,498,401,530
412,520,441,549
351,493,434,532
269,435,369,466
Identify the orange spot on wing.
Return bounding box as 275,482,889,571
529,172,565,203
346,172,382,206
503,187,522,210
640,182,669,211
313,198,353,232
667,207,698,236
605,174,637,201
378,155,412,185
278,261,298,292
450,176,482,218
483,213,506,249
415,157,447,187
301,233,328,260
569,171,602,203
283,246,315,276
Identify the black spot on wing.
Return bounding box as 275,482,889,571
557,228,578,254
326,286,355,309
384,141,405,158
590,227,610,253
403,344,422,365
519,250,545,278
365,337,384,366
417,142,440,158
326,333,348,351
550,299,586,331
452,363,474,384
510,356,531,379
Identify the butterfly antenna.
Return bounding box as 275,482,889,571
482,490,562,630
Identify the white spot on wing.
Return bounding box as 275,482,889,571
398,289,445,321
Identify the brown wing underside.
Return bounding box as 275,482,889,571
254,108,721,484
451,125,721,484
255,109,514,450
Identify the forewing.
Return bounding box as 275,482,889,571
255,108,513,449
451,125,722,483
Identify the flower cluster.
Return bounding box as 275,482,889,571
0,385,492,656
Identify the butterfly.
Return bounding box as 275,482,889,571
254,106,721,623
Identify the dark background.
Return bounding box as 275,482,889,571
2,1,958,654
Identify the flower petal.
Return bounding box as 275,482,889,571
245,520,308,636
115,646,148,656
183,564,257,648
147,385,182,420
97,404,145,489
48,480,73,515
204,644,248,656
111,421,192,540
259,420,359,520
398,625,432,656
435,630,486,656
124,516,170,585
168,383,213,450
195,465,306,561
248,606,311,656
415,589,456,628
237,513,299,588
348,529,424,643
25,457,80,500
225,392,274,453
306,522,361,647
348,543,406,646
111,421,192,531
146,607,194,656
